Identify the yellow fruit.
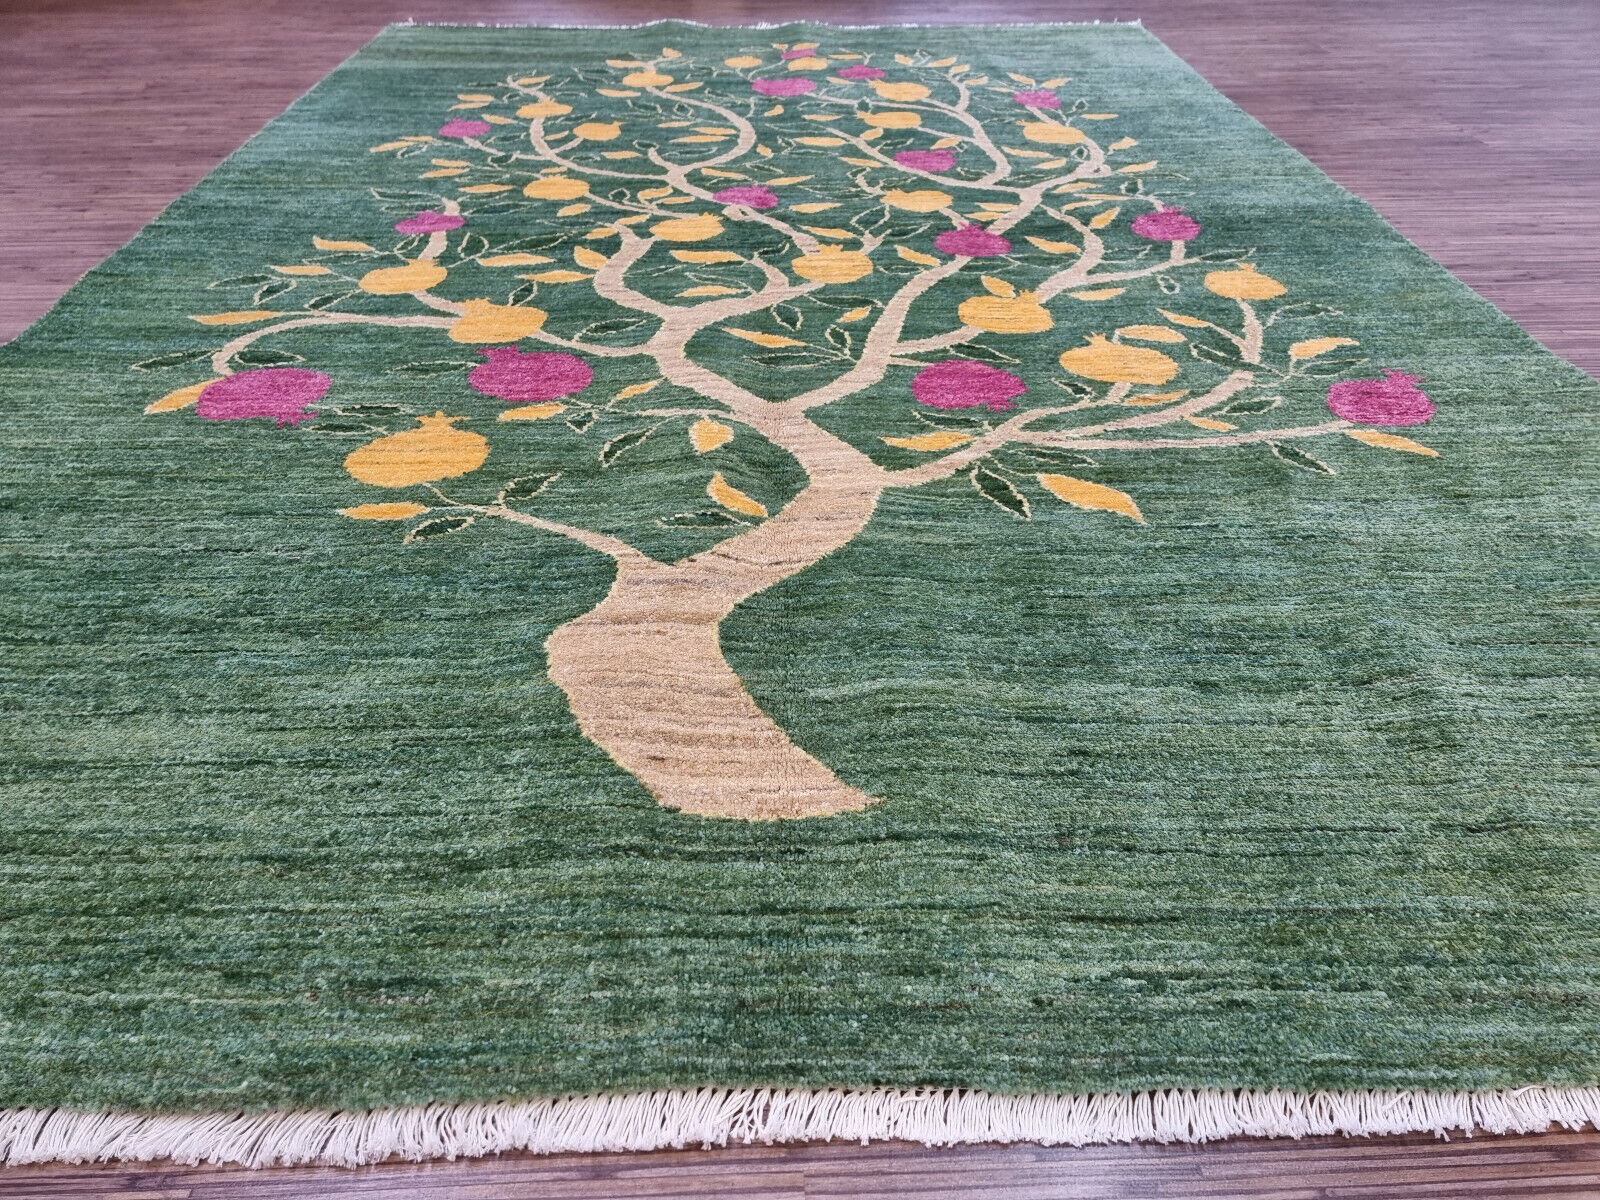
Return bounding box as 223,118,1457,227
344,413,488,488
690,418,734,452
786,56,828,71
883,188,953,213
523,175,590,200
517,100,572,118
791,246,874,283
650,213,724,242
1021,121,1086,145
623,70,674,86
724,55,762,68
573,121,622,141
340,502,430,521
1057,334,1179,384
958,291,1053,334
861,110,921,129
448,298,549,343
358,260,448,295
1204,263,1286,300
871,80,931,102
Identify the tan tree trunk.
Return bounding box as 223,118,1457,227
543,477,883,820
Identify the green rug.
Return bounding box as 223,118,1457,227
2,20,1597,1166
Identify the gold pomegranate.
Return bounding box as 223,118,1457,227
1057,334,1180,384
358,259,448,295
958,290,1053,334
1203,263,1287,300
344,413,489,488
650,214,724,242
448,299,549,344
791,246,874,283
1021,121,1086,145
884,188,953,213
861,110,921,129
516,100,572,119
523,175,590,200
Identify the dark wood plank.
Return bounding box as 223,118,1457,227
1,0,1596,1196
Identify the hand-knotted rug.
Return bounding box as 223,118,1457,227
1,20,1596,1170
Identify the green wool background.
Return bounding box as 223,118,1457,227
0,22,1596,1112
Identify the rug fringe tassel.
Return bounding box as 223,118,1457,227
3,1086,1597,1168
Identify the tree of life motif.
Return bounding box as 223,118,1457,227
142,41,1443,821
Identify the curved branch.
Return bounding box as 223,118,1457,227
486,505,655,566
210,312,455,375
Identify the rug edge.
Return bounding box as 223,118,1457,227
5,1086,1598,1168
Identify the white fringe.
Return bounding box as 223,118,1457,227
3,1086,1597,1169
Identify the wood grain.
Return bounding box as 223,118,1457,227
1,0,1596,1195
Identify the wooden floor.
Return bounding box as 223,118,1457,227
1,0,1597,1196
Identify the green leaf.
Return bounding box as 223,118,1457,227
405,516,474,542
307,420,369,434
1119,177,1144,195
580,316,650,341
508,282,539,307
233,348,305,366
131,348,213,371
253,279,295,304
565,409,596,433
470,200,525,214
1268,441,1336,475
391,360,475,376
371,188,439,204
751,350,838,369
504,473,559,500
1190,340,1244,367
343,403,405,414
207,274,275,289
914,408,986,427
457,232,490,260
1157,274,1180,295
1009,445,1098,469
1195,248,1254,262
1219,395,1282,415
1050,377,1096,398
600,427,652,466
771,302,803,331
659,509,746,528
946,342,1019,366
970,465,1031,520
304,292,353,311
1296,356,1366,377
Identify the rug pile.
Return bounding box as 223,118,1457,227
0,21,1595,1167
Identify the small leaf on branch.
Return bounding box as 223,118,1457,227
144,381,212,412
133,348,214,371
254,280,296,303
1269,302,1342,322
972,466,1031,520
1037,474,1144,523
573,247,610,269
1070,287,1125,301
392,360,475,376
1190,341,1245,367
792,202,842,213
1289,336,1358,359
1195,248,1255,262
1345,429,1439,456
1218,394,1281,415
1268,441,1337,475
1026,237,1079,254
725,328,805,348
1296,355,1367,377
1158,309,1211,329
1117,324,1185,343
527,270,591,283
882,431,975,451
708,472,767,517
1118,161,1158,173
616,379,663,400
270,264,332,276
305,291,353,310
601,427,654,466
504,473,560,499
565,409,596,433
481,253,553,266
498,403,566,421
405,516,473,542
1184,415,1236,432
1123,389,1188,406
460,183,514,194
672,249,743,263
980,276,1016,298
660,509,746,528
233,348,305,366
691,419,735,453
189,310,285,325
1010,446,1098,469
896,245,941,266
1088,207,1121,230
838,306,872,323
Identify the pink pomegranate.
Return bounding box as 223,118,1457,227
895,148,956,172
469,348,593,403
1131,206,1202,242
752,77,816,96
196,369,331,427
912,360,1027,411
1013,90,1062,109
934,225,1012,257
438,119,491,139
394,210,466,234
1326,370,1435,426
712,185,780,209
836,65,887,80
